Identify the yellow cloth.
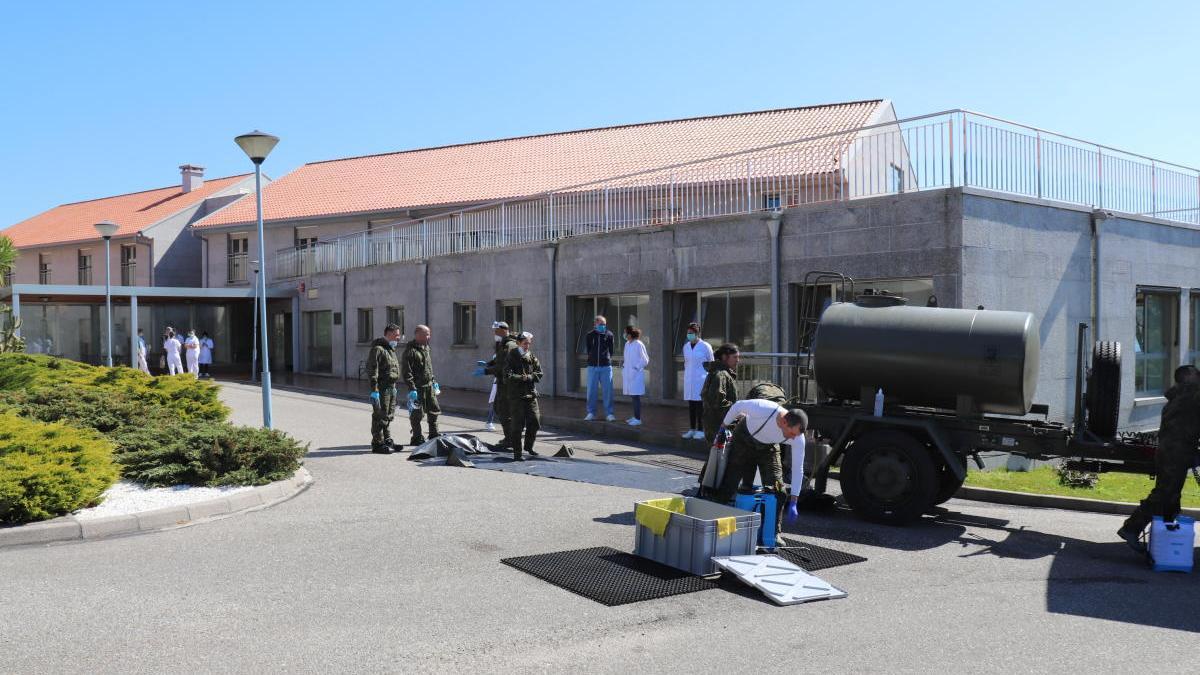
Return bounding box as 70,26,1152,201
635,498,686,537
716,516,737,538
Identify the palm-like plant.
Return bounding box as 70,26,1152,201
0,235,23,352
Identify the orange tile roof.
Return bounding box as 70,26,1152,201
3,174,252,248
196,101,884,229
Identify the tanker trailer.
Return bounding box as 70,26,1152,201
800,296,1130,525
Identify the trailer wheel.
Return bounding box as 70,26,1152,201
933,455,968,506
840,430,938,525
1086,341,1121,439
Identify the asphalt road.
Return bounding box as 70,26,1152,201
1,384,1196,674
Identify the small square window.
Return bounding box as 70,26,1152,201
356,308,374,343
386,306,405,338
453,302,477,346
497,299,522,334
763,193,781,210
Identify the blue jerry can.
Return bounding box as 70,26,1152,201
1149,515,1195,573
734,490,777,549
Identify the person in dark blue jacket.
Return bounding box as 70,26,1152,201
584,315,616,421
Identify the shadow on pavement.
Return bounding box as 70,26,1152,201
788,504,1200,632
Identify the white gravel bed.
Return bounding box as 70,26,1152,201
72,481,256,520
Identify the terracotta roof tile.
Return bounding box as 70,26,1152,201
3,174,251,248
195,101,883,228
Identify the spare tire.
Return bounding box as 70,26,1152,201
1086,341,1121,438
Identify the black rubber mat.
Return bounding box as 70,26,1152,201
773,539,868,572
501,546,718,606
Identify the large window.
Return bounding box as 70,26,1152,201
669,288,769,397
497,299,522,334
571,294,651,391
77,250,93,285
386,306,405,339
453,302,477,346
38,254,51,284
120,245,136,286
227,234,249,283
1191,293,1200,366
1135,288,1179,396
356,308,374,343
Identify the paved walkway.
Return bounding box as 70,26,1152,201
1,384,1196,673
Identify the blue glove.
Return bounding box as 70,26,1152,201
407,390,419,402
472,367,486,377
476,360,487,367
785,500,799,524
369,391,380,407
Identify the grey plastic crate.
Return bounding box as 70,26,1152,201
633,497,760,576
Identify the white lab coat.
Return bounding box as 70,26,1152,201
164,337,183,375
137,337,151,375
622,339,650,396
199,337,214,365
681,339,714,401
184,336,200,375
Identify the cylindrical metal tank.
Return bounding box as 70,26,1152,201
812,299,1040,415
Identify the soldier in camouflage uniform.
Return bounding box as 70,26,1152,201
701,343,741,444
485,321,519,450
505,331,543,461
1119,365,1200,552
367,323,403,454
402,324,440,445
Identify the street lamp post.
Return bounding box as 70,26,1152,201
93,220,119,367
235,130,279,429
251,261,259,383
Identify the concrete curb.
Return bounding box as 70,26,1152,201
0,467,313,550
954,484,1200,519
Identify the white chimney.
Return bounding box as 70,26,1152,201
180,164,205,193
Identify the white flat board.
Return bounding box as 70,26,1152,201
711,554,847,605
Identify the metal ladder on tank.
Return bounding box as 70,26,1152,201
795,271,855,404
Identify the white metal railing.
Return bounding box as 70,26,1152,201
274,109,1200,279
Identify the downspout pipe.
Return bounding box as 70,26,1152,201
545,244,558,397
341,271,348,380
766,210,783,385
1090,209,1110,338
766,210,783,353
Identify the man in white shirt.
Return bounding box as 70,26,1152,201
717,398,807,529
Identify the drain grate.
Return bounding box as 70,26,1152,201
501,546,718,606
773,539,868,572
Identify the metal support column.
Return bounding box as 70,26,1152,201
129,294,139,368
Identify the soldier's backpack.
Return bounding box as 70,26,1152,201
746,381,787,404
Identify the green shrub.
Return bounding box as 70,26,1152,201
0,353,227,421
0,387,306,488
117,420,307,487
0,412,118,524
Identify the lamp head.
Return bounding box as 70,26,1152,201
234,130,279,164
93,221,119,239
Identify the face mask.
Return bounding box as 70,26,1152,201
494,335,502,343
517,347,527,356
388,340,398,348
686,333,697,342
595,325,606,333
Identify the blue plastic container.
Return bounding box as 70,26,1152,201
733,491,777,549
1149,515,1195,573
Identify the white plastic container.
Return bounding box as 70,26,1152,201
1149,515,1194,573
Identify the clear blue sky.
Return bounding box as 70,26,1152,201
2,0,1197,227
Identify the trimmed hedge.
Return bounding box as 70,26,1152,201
0,412,118,524
1,387,307,489
0,353,227,421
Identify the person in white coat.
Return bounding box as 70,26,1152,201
163,329,184,375
680,322,714,439
136,329,151,375
622,325,650,426
183,330,201,377
198,331,214,378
